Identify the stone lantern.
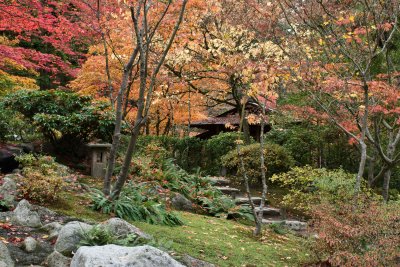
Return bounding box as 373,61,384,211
87,143,112,178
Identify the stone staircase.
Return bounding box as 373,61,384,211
209,176,307,232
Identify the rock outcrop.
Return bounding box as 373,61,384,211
71,245,184,267
11,200,42,228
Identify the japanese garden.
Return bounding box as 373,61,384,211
0,0,399,266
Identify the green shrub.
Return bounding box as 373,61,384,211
204,132,251,175
270,166,372,213
221,143,294,184
15,154,66,203
3,90,115,154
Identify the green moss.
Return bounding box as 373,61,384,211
44,191,110,223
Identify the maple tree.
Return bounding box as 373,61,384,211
272,0,400,201
0,0,93,90
164,0,283,143
70,0,190,197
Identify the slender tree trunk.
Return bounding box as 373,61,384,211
111,120,142,198
236,103,261,235
383,131,394,202
354,141,367,197
382,169,391,202
242,117,251,144
354,83,369,200
255,101,268,236
103,50,138,195
367,154,376,187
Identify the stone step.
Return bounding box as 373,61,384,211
235,197,269,205
255,207,281,217
262,219,307,231
208,176,230,186
215,186,240,198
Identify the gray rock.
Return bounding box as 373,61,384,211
0,261,7,267
0,175,17,207
54,221,93,256
171,193,194,212
284,220,307,231
0,241,14,267
181,254,215,267
23,237,38,252
101,218,151,240
46,251,71,267
11,200,42,228
41,222,62,240
71,245,184,267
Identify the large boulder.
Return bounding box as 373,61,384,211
54,221,93,256
11,199,42,228
46,251,71,267
0,174,17,207
0,241,14,267
71,245,184,267
171,193,194,212
101,218,151,240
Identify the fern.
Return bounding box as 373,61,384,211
89,187,183,226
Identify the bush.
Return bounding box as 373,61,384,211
15,154,66,203
310,197,400,266
2,90,115,155
270,166,371,213
204,132,250,175
221,143,294,184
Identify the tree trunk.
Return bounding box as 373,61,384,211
367,154,376,187
382,169,391,202
236,103,261,235
354,141,367,199
103,50,138,195
111,121,142,198
242,117,251,144
255,101,268,236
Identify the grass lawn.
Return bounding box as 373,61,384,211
45,176,311,267
136,212,310,267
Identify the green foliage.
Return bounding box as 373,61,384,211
0,102,39,142
266,123,358,171
204,132,250,175
270,166,369,213
15,153,66,203
2,90,115,151
90,183,183,227
221,143,294,184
